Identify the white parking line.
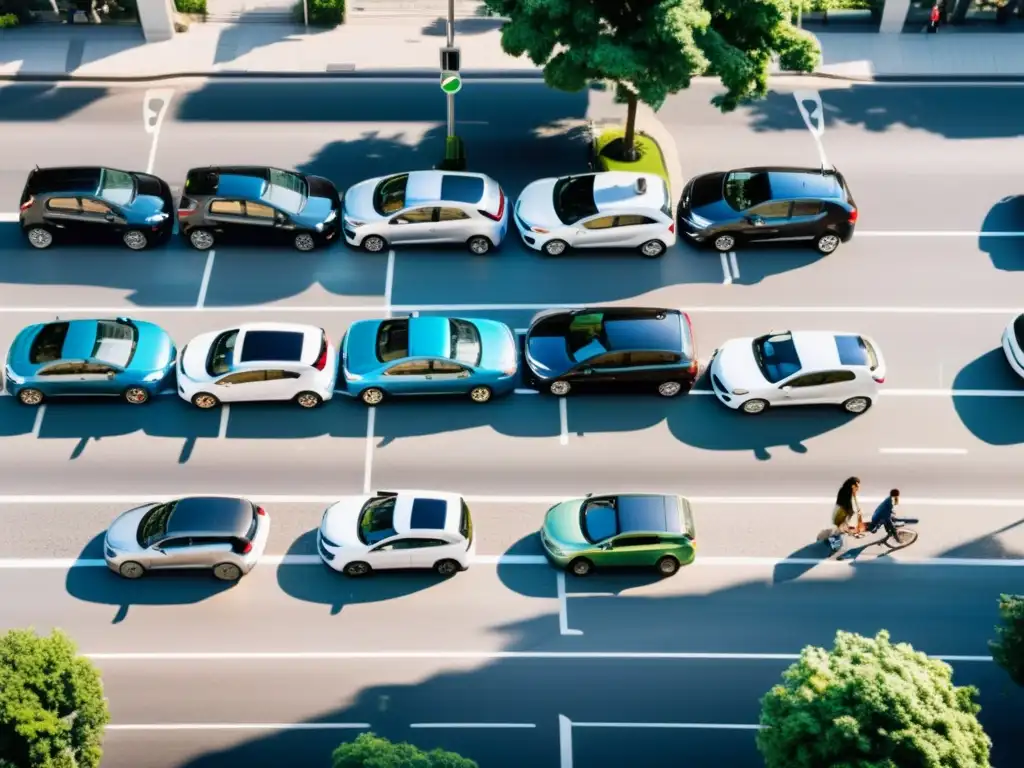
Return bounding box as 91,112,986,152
514,388,540,395
574,721,762,730
882,388,1024,398
559,715,574,768
857,231,1024,238
556,572,583,636
195,249,215,308
880,447,968,455
362,408,376,494
719,252,732,284
410,723,536,729
384,250,395,318
729,251,740,279
0,212,18,222
31,405,45,438
142,88,173,175
558,399,569,445
107,723,369,731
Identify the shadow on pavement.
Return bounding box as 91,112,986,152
0,83,113,121
497,533,554,599
952,349,1024,446
371,396,560,446
941,518,1024,560
772,542,830,583
980,195,1024,270
420,17,504,35
212,18,328,68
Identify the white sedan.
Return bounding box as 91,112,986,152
708,330,886,415
1002,313,1024,378
177,322,337,409
514,171,676,258
318,490,475,577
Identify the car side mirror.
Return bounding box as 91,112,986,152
106,371,116,379
746,215,764,226
781,385,792,394
599,542,613,550
104,213,115,222
580,366,593,375
391,219,407,225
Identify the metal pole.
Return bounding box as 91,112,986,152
446,0,455,138
303,0,308,27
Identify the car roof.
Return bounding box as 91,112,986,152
404,171,487,208
185,166,278,197
25,166,104,195
385,491,463,536
727,167,844,202
408,316,450,359
240,329,305,363
790,331,849,371
610,494,681,534
165,497,254,538
592,172,667,213
59,319,101,360
573,308,682,353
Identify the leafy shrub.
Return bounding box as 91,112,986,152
0,12,18,26
306,0,344,27
174,0,206,14
991,593,1024,686
333,732,477,768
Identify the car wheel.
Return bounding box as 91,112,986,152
294,232,316,252
189,228,215,251
343,561,372,577
469,385,493,404
569,557,592,577
741,398,769,414
26,226,54,249
295,391,322,409
639,239,666,258
657,381,684,397
467,235,492,255
842,396,872,414
118,561,145,579
434,559,461,578
17,388,44,406
191,392,220,409
361,235,387,253
361,387,385,406
656,556,680,577
815,233,841,254
713,234,736,252
549,380,571,396
212,562,242,582
123,230,148,250
543,239,569,256
123,387,150,405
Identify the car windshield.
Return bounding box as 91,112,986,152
752,332,802,383
97,168,136,207
373,174,409,216
262,169,307,215
580,497,618,543
29,322,70,364
376,319,409,363
92,320,138,368
449,319,482,367
565,312,609,363
207,330,239,376
552,176,598,225
357,496,398,545
137,501,177,548
723,171,771,212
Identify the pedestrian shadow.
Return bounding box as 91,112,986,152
772,542,831,583
980,195,1024,272
952,349,1024,446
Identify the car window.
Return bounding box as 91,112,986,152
97,168,135,207
138,501,176,548
583,215,615,230
375,537,446,551
210,200,244,215
612,535,660,548
438,207,469,221
581,497,618,543
449,318,482,367
791,201,823,217
190,536,231,546
431,360,465,374
376,319,409,363
358,495,398,545
46,197,80,213
37,362,85,376
723,171,771,212
218,370,266,385
264,370,301,380
753,332,802,384
158,537,192,550
393,207,435,224
80,198,113,215
263,169,307,215
80,363,114,374
629,351,679,366
29,322,70,364
749,201,792,218
822,370,857,384
615,214,656,227
785,372,829,388
585,352,629,370
374,174,409,215
245,201,276,219
384,360,431,376
92,320,138,368
207,330,239,376
552,175,598,225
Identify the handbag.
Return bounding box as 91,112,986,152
832,504,850,527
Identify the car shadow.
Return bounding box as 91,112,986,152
952,349,1024,446
980,195,1024,272
275,529,443,615
496,533,556,599
223,398,371,440
372,396,561,447
65,533,234,624
0,395,38,437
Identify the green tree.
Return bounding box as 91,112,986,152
0,629,110,768
332,732,478,768
991,593,1024,686
482,0,820,160
757,630,991,768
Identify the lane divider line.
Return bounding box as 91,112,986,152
556,571,583,636
559,715,573,768
31,404,45,438
195,249,215,308
573,721,762,730
383,250,395,318
719,252,733,284
879,447,967,455
410,723,536,729
558,398,569,446
107,723,369,731
217,405,229,439
362,407,376,494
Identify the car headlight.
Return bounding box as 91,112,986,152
315,222,325,232
104,544,117,559
731,388,749,396
319,532,340,549
142,370,164,382
689,212,712,229
345,371,362,381
530,227,549,234
323,209,338,225
145,212,169,224
4,365,24,385
343,216,365,228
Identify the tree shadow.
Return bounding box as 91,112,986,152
420,17,504,35
980,195,1024,271
212,17,330,67
952,349,1024,446
0,83,114,121
941,518,1024,560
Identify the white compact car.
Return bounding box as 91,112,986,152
317,490,475,577
1002,313,1024,379
341,170,508,254
514,171,676,258
708,330,886,415
177,322,337,409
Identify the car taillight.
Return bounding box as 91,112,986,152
873,375,885,384
313,332,329,371
479,189,505,221
240,541,253,554
19,196,34,212
668,222,675,234
177,197,197,219
256,506,266,516
848,208,858,224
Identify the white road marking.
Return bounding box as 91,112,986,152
574,721,762,730
557,572,583,636
719,252,732,284
559,715,574,768
514,388,540,395
383,250,395,318
107,723,369,731
856,231,1024,237
142,88,174,174
880,447,967,455
729,251,740,279
31,405,45,438
0,212,18,222
793,89,830,167
362,407,376,494
195,249,215,308
558,398,569,445
410,723,536,729
882,388,1024,398
515,328,528,334
217,405,229,439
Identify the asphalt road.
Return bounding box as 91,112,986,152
1,77,1023,768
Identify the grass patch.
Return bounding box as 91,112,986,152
593,127,670,189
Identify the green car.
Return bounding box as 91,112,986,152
539,493,697,577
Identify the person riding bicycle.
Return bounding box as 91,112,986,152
869,489,901,541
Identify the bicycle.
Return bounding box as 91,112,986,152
882,516,919,548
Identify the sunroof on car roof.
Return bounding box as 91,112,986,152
409,498,447,530
239,330,303,363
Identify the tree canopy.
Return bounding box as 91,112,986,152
757,630,991,768
991,593,1024,686
332,732,479,768
0,629,110,768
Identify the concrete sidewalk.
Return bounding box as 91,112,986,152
1,20,1023,80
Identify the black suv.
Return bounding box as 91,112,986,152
18,166,175,251
676,166,857,255
177,166,342,252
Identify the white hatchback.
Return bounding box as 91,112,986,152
514,171,676,258
709,330,886,415
1002,313,1024,379
317,490,475,578
178,322,337,409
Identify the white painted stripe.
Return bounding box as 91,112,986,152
217,405,229,439
881,388,1024,398
107,723,369,731
195,249,215,308
31,404,45,438
880,447,968,455
514,388,540,395
558,398,569,446
719,252,732,284
515,328,528,334
573,721,763,730
856,231,1024,237
557,571,583,636
728,251,740,279
362,408,375,494
559,715,573,768
0,212,19,222
383,250,395,318
410,723,536,729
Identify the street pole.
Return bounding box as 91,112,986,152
446,0,455,139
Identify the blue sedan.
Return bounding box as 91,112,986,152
4,317,177,406
339,316,519,405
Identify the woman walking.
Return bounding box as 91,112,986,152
833,477,865,538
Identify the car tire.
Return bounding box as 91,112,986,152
469,385,493,404
639,239,666,258
741,398,769,415
361,387,385,406
294,232,317,252
543,239,569,257
122,229,149,251
118,561,146,579
842,396,872,414
191,392,220,409
467,235,492,255
188,228,215,251
656,556,680,577
295,391,322,409
569,557,592,577
713,234,736,252
657,381,684,398
25,226,55,249
549,380,571,396
815,232,841,254
17,388,45,406
361,235,387,253
212,562,243,582
343,561,372,577
123,386,150,405
434,559,461,578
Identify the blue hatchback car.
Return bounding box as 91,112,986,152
5,318,177,406
339,316,519,405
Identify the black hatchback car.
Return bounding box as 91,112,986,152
177,166,342,252
524,307,698,397
18,166,175,251
676,166,857,255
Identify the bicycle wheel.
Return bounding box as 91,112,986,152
893,528,918,547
